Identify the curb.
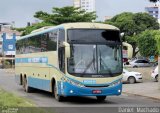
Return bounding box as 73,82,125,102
123,92,160,101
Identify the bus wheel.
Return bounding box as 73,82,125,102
155,75,158,82
24,77,31,93
96,96,106,102
54,83,63,102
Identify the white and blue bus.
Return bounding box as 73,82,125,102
15,23,132,101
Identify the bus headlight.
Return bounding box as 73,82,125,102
61,77,84,88
109,79,122,87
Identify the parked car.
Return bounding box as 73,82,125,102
122,69,143,84
152,61,158,67
151,65,159,82
129,59,151,68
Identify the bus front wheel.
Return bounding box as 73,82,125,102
96,96,106,101
54,83,63,102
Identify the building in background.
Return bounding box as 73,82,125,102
0,22,21,68
0,23,21,38
145,3,160,23
0,23,21,64
104,16,112,22
73,0,96,12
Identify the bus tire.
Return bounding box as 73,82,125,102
155,75,158,82
54,83,63,102
19,74,23,85
96,96,106,102
24,77,31,93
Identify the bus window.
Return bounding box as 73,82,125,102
58,47,65,73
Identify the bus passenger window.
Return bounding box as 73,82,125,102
58,47,65,73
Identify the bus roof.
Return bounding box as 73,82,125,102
18,22,119,40
62,22,119,30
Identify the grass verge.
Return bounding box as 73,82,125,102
0,88,34,107
0,88,54,113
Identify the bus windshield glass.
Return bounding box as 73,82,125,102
68,44,122,77
68,29,120,43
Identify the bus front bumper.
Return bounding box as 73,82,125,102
58,82,122,97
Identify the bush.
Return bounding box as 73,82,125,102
3,60,12,68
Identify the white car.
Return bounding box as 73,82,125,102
122,69,143,84
151,66,159,82
129,59,150,68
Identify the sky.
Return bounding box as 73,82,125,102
0,0,155,27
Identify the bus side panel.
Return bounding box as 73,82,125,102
28,76,51,91
15,51,59,92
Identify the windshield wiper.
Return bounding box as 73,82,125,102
83,59,94,74
80,48,96,76
99,51,113,76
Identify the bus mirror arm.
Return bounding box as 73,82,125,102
63,42,71,58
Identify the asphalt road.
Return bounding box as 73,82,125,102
0,69,160,113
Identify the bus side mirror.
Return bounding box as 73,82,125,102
63,42,70,58
120,32,125,41
123,42,133,59
120,32,124,37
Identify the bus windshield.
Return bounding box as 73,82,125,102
68,44,122,77
68,29,120,43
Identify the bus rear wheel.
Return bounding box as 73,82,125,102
96,96,106,102
54,83,63,102
155,75,159,82
23,77,31,93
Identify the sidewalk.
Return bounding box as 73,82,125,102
1,68,160,100
123,82,160,100
2,69,15,74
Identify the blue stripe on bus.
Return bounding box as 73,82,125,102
63,75,122,87
28,76,51,92
22,75,122,97
15,57,48,63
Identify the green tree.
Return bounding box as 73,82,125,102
137,30,160,57
106,12,136,36
34,6,97,25
16,22,53,36
106,12,159,36
106,12,159,57
155,35,160,55
148,0,160,55
16,6,97,35
133,13,159,33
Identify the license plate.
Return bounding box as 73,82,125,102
92,90,102,94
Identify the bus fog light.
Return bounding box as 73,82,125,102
70,90,73,93
118,90,121,93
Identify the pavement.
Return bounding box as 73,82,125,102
123,82,160,100
123,67,160,100
2,68,160,101
1,68,15,74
